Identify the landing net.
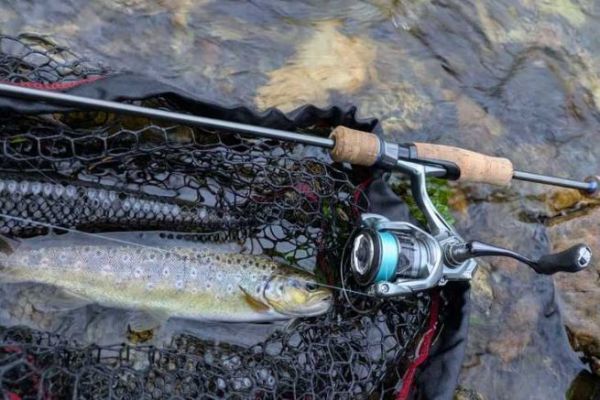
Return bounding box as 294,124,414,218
0,34,433,399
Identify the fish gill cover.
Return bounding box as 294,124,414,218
0,34,438,399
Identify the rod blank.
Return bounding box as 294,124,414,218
0,83,335,149
513,170,596,193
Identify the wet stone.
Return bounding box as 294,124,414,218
547,206,600,374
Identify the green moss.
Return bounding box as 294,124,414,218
390,176,456,226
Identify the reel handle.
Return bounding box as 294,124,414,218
448,241,592,275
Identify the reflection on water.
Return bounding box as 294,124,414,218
2,0,600,398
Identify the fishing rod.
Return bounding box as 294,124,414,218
0,82,595,298
0,83,597,194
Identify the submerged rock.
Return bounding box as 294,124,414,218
255,21,376,112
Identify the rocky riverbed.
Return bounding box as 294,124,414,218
1,0,600,398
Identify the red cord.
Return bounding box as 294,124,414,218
4,75,104,90
396,290,441,400
352,176,373,217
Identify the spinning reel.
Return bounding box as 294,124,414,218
348,160,593,297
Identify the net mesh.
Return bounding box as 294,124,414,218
0,34,434,399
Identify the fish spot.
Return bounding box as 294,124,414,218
216,271,224,281
162,267,170,278
100,264,112,276
175,280,185,290
121,253,132,263
73,262,85,271
39,257,50,268
134,267,143,279
227,284,233,293
189,269,197,279
26,253,41,266
206,282,212,289
146,282,155,291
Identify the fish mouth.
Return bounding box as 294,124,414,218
266,290,333,318
296,292,333,317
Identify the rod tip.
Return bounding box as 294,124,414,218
584,176,599,197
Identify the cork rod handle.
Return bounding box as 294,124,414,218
329,126,380,166
329,126,515,186
414,143,513,186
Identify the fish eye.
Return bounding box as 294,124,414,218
305,282,318,292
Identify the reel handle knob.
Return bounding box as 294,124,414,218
534,244,592,275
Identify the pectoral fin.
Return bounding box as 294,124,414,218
239,286,270,313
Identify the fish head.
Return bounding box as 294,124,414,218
263,272,332,317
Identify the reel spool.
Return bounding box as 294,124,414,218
351,229,428,285
348,214,444,296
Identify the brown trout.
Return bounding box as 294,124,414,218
0,232,332,323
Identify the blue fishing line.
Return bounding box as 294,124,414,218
375,231,398,282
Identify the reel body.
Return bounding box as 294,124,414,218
350,214,443,296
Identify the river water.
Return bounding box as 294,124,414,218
2,1,600,399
